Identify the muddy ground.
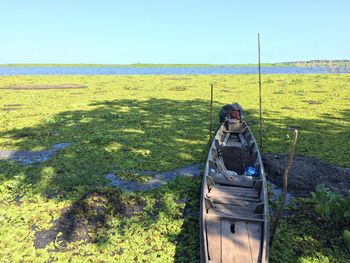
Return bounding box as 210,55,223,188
34,189,145,249
263,153,350,197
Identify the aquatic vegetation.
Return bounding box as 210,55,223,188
309,184,350,251
344,230,350,250
0,74,349,261
270,196,350,263
310,184,350,222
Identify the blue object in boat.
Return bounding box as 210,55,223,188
245,166,259,177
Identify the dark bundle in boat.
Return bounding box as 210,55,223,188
200,103,269,263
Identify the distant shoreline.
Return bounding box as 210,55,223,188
1,60,349,68
0,63,289,68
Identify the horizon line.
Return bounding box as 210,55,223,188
1,60,350,66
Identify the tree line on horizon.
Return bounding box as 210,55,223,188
283,59,350,67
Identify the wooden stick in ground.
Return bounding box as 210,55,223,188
258,33,263,150
270,129,299,245
209,83,214,142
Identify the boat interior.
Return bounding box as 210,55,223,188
202,123,268,263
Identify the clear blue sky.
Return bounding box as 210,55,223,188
1,0,349,64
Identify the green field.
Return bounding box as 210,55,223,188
0,74,349,262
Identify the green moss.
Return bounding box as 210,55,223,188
0,74,349,261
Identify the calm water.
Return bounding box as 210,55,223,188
0,66,349,75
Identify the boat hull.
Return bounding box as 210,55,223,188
200,121,269,263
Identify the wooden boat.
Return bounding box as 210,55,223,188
200,104,269,263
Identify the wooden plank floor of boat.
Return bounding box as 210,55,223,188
206,218,262,263
205,173,263,262
207,185,260,201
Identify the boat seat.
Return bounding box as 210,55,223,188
207,185,260,201
209,195,261,207
209,172,256,188
209,202,263,219
206,208,264,222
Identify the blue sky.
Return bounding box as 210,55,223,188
1,0,349,64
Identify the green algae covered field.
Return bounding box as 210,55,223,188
0,74,349,262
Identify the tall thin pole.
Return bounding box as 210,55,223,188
258,33,263,149
270,130,299,245
209,83,214,142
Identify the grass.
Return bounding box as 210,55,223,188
0,74,349,262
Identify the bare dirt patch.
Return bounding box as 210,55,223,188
281,106,295,110
168,86,189,91
34,189,145,249
303,100,323,105
1,107,21,111
263,153,350,197
1,104,23,111
1,84,87,90
4,104,23,107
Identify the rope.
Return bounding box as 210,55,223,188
211,148,238,180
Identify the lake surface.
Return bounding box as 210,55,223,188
0,66,349,75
